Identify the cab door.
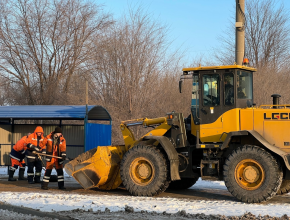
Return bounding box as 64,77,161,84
199,72,223,142
200,73,222,126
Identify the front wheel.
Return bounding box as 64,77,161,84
120,145,170,196
223,145,282,203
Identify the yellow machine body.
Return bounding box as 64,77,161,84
191,104,290,154
242,106,290,153
192,108,241,142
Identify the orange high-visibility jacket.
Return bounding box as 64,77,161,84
26,126,45,150
41,132,66,164
10,136,28,161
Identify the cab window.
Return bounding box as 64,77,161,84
237,71,253,99
224,73,234,105
202,74,220,106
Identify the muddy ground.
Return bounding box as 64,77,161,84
0,175,290,219
0,175,289,205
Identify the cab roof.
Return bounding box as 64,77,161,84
182,65,257,73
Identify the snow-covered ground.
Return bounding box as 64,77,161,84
0,187,290,217
0,167,289,217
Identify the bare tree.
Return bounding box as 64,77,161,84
216,0,290,70
0,1,190,144
214,0,290,106
0,0,112,105
246,0,290,70
89,7,186,143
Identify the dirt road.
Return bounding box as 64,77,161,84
0,176,289,205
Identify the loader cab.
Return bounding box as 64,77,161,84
180,65,256,144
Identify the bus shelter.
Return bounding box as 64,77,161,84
0,105,112,165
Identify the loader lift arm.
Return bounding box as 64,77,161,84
120,116,168,149
120,115,181,181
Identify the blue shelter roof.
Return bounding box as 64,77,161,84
0,105,111,121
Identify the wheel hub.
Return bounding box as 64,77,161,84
243,166,259,183
137,163,152,179
235,159,265,190
129,157,155,186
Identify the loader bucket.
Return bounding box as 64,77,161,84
64,145,127,190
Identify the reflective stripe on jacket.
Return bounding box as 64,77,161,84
41,132,66,164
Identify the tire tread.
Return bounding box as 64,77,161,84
120,145,170,197
223,145,283,203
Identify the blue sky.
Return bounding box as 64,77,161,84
98,0,290,64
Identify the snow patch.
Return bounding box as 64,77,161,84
0,191,288,217
191,179,227,190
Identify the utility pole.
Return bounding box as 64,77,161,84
86,81,88,105
235,0,245,65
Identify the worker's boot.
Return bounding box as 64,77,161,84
18,168,27,180
42,169,51,190
8,169,17,181
57,168,66,190
58,181,66,190
41,181,49,190
34,172,41,183
27,174,34,184
27,159,35,184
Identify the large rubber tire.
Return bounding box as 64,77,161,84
120,145,170,197
167,177,198,190
277,180,290,195
223,145,283,203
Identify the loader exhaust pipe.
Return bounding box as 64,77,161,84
271,94,281,109
235,0,245,65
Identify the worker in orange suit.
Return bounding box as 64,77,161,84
26,126,45,184
8,134,30,181
41,127,66,190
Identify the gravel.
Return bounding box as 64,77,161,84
58,208,290,220
0,209,57,220
2,206,290,220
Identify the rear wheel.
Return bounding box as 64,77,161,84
223,145,282,203
168,177,198,190
120,145,169,196
277,180,290,195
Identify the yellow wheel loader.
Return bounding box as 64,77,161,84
65,0,290,203
65,64,290,203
